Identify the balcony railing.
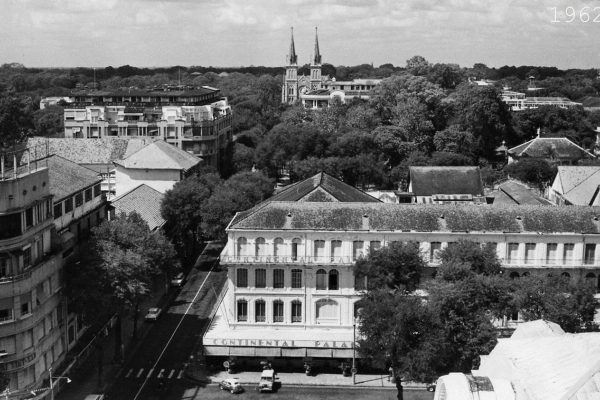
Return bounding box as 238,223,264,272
221,255,356,264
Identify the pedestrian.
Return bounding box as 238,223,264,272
388,367,393,382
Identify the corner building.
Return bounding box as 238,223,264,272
204,173,600,370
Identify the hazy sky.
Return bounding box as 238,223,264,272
2,0,600,69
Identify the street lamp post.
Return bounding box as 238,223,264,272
48,367,72,400
352,318,356,385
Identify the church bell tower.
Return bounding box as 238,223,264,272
282,27,299,104
310,27,322,90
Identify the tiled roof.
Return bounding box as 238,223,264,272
268,172,380,203
477,320,600,400
110,184,165,231
113,140,201,170
488,179,552,206
45,155,102,201
408,166,484,196
229,202,600,233
554,166,600,205
508,137,595,159
25,137,156,165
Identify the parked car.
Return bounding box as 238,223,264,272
144,307,162,321
219,378,243,394
171,272,185,287
83,395,104,400
256,369,275,392
427,383,437,392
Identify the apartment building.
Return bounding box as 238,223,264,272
204,173,600,370
62,86,232,168
0,147,107,391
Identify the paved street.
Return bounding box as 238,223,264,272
105,252,227,400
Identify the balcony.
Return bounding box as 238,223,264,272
221,255,356,265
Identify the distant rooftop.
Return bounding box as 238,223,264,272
110,184,165,231
45,155,102,201
408,166,484,196
113,140,201,171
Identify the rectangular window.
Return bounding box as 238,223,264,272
291,302,302,323
585,244,596,265
507,243,519,264
25,208,34,228
291,269,302,288
273,269,284,288
353,241,364,261
0,257,10,278
546,243,558,265
93,184,101,197
273,301,284,323
64,197,73,213
255,301,266,322
75,193,83,207
563,243,575,265
524,243,536,265
430,242,442,262
0,309,13,322
21,302,30,317
53,203,62,218
236,268,248,288
237,301,247,322
331,240,342,260
314,240,325,261
255,268,266,288
84,188,92,202
23,247,32,269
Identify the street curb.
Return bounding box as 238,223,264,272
198,380,426,391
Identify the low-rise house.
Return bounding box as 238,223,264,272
407,166,485,204
487,179,552,206
112,140,202,195
109,184,165,231
548,166,600,205
507,134,595,165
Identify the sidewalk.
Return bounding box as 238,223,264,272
57,281,170,400
207,370,427,389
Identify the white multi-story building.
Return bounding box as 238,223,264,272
204,173,600,371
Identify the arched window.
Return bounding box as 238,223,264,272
273,300,284,323
315,299,339,324
291,300,302,323
522,271,530,277
353,301,363,320
328,269,339,290
291,238,301,261
561,272,571,279
255,299,266,322
237,300,248,322
273,238,284,257
585,272,596,289
255,237,266,257
331,240,342,260
509,271,520,280
316,269,327,290
369,241,381,252
236,237,247,257
314,240,325,261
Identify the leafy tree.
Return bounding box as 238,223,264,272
406,55,431,76
512,273,597,332
0,96,35,148
161,172,222,257
33,105,64,137
354,242,425,292
200,171,274,240
503,158,557,190
438,240,501,275
433,125,476,159
357,290,442,400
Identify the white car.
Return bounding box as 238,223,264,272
219,378,243,394
144,307,162,321
171,272,185,287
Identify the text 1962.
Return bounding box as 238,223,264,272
550,6,600,22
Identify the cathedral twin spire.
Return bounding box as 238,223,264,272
287,27,321,66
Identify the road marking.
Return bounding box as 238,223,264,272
146,368,154,379
157,369,165,379
177,370,184,379
136,369,144,378
125,369,133,378
168,369,175,379
133,258,219,400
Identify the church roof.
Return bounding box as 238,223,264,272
268,172,380,203
287,27,297,65
312,27,321,65
408,166,484,196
